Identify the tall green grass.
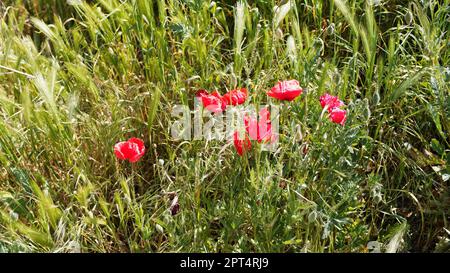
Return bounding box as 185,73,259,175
0,0,448,252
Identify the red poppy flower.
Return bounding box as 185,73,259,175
267,80,303,101
319,93,344,112
114,138,146,163
244,107,276,143
196,90,227,113
329,108,347,126
233,131,252,156
222,88,248,106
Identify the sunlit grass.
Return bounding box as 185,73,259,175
0,0,448,253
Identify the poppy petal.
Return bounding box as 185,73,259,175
267,80,303,101
320,93,344,112
197,90,227,113
329,108,347,126
223,88,248,105
114,142,128,160
114,138,146,163
233,131,252,156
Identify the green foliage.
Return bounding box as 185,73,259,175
0,0,448,252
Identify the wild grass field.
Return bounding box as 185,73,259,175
0,0,448,253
